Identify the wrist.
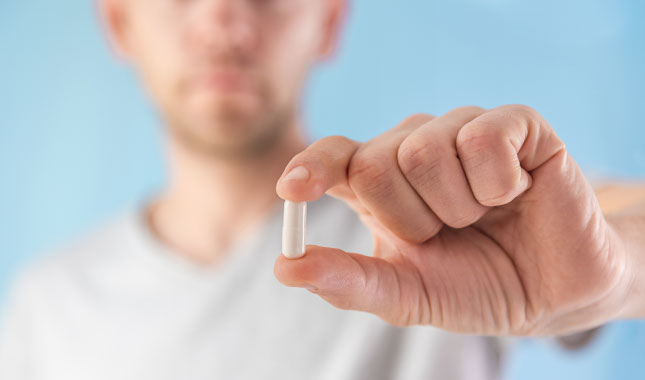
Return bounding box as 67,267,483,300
606,214,645,320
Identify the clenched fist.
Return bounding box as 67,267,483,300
274,105,640,336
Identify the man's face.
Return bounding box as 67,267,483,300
106,0,342,157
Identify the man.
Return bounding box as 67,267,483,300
0,0,643,379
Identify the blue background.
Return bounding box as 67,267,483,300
1,0,644,378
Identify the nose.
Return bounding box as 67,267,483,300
186,0,258,61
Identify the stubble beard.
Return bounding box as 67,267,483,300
166,104,293,162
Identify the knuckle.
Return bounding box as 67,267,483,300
452,105,486,115
347,150,395,190
399,113,434,127
320,134,355,147
456,126,496,156
507,104,540,119
306,135,357,167
397,136,445,184
498,104,543,128
457,104,543,155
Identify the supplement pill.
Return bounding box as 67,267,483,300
282,200,307,259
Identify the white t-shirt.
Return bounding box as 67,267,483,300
0,195,505,380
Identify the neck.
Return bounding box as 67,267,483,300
148,120,308,266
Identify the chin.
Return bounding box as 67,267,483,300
180,110,285,158
190,90,262,115
188,108,263,141
171,94,285,156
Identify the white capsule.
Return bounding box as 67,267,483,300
282,200,307,259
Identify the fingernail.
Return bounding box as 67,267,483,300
282,166,310,182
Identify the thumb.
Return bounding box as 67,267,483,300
274,245,428,326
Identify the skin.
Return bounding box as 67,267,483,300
101,0,645,336
275,108,645,336
101,0,344,263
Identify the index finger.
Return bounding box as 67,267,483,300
276,135,361,202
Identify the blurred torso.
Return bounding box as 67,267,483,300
0,196,502,380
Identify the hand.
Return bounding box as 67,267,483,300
274,105,634,336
